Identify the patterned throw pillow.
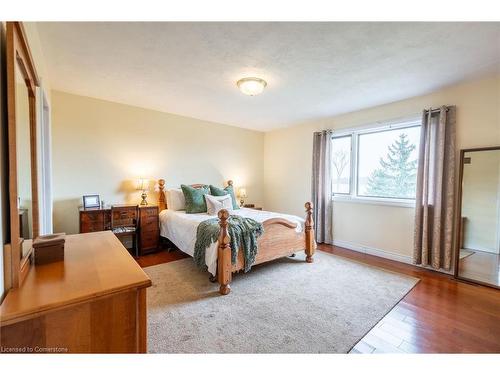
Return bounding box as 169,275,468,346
209,185,239,210
181,185,210,213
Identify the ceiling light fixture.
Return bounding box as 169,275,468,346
236,77,267,96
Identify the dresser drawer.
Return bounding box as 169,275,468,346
140,215,158,228
82,211,102,222
112,207,137,227
139,206,159,233
140,230,159,252
140,207,158,218
80,211,105,233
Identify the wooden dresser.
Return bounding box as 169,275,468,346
80,205,159,255
0,231,152,353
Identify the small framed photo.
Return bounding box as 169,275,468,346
83,194,100,209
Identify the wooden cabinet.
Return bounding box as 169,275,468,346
0,232,152,353
139,206,159,255
80,206,159,256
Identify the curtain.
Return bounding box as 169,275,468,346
413,106,456,270
312,130,333,244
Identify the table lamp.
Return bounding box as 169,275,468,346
136,178,149,206
238,187,247,207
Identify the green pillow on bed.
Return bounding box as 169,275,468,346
209,185,239,210
181,184,210,213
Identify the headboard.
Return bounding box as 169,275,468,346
158,179,234,212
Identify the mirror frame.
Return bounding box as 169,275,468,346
454,145,500,290
6,22,40,288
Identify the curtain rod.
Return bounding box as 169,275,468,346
426,107,449,113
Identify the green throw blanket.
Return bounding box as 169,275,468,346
194,215,264,273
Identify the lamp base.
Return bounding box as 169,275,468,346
140,192,148,206
240,199,244,207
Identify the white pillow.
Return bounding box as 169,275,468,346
166,188,186,211
205,194,233,216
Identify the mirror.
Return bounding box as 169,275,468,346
15,60,33,257
6,22,40,288
456,147,500,288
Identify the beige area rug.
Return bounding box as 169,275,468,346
145,251,419,353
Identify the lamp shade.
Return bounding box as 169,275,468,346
238,187,247,198
136,178,149,191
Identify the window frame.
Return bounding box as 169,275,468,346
331,134,352,195
331,117,421,208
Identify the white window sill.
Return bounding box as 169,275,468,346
332,195,415,208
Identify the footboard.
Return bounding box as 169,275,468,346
216,202,315,295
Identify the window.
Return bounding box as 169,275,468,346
331,119,421,205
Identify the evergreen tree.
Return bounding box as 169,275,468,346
366,133,418,198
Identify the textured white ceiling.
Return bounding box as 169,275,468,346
37,22,500,131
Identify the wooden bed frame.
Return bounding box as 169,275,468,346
157,179,316,295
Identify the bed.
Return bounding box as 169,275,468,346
157,179,315,295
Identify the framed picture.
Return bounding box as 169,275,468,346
83,194,100,209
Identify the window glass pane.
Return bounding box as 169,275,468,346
358,126,420,199
331,136,351,194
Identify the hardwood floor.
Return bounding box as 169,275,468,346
318,244,500,354
135,248,188,268
137,245,500,353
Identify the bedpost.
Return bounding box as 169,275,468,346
227,180,233,187
305,202,315,263
217,209,232,295
158,179,166,211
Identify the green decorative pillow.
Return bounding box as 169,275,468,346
209,185,239,210
181,185,210,213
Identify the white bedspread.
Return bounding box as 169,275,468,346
159,208,305,276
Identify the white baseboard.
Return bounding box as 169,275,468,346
331,239,413,265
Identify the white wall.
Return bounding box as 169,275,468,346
264,74,500,260
23,23,51,103
51,91,265,234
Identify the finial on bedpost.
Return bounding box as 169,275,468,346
305,202,314,227
158,179,166,211
217,209,232,295
227,180,233,187
304,202,315,263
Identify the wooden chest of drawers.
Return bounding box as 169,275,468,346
80,205,159,256
138,206,159,255
0,232,152,353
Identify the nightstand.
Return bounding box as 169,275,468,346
243,204,262,210
138,205,159,255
